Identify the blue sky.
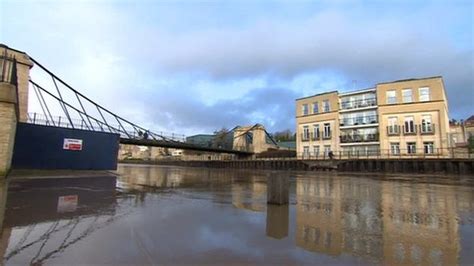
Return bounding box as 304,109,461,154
1,0,473,135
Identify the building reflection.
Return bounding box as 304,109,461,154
381,182,460,265
0,176,121,265
340,178,383,261
295,175,472,264
231,175,266,212
296,177,343,256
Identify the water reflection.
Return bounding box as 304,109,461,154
381,182,461,265
0,176,123,265
266,204,289,239
0,165,472,264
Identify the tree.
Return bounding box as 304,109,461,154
272,129,295,142
212,127,230,148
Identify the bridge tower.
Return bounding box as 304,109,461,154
0,45,33,177
233,124,276,153
0,45,33,122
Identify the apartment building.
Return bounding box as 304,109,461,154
296,76,450,157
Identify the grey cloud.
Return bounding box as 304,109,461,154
141,86,298,135
142,11,473,118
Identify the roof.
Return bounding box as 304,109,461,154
0,43,28,55
277,141,296,149
186,134,215,139
295,90,338,101
339,87,376,97
377,76,442,85
465,115,474,125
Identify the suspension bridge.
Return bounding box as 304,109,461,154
27,56,256,155
0,44,285,172
0,44,283,173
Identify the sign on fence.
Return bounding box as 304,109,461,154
63,138,83,151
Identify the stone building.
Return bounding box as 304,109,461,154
296,76,452,158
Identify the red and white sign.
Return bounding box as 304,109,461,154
57,195,78,213
63,138,83,151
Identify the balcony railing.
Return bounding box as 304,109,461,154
402,124,417,135
340,98,377,110
388,124,436,136
387,125,401,136
301,133,310,142
311,132,320,140
301,132,323,141
322,133,332,140
420,123,435,134
340,133,379,143
340,115,378,127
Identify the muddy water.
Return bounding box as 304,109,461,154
1,164,473,265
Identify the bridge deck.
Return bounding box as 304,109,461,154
120,138,252,155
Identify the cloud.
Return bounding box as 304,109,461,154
3,0,473,134
138,8,473,118
140,86,298,134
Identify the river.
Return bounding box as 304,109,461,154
1,164,473,265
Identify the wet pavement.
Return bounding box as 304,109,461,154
1,164,473,265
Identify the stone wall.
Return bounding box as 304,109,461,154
0,83,17,177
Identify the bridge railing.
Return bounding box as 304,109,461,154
26,112,186,142
289,148,472,160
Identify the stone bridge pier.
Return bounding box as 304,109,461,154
0,45,33,177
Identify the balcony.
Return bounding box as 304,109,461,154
322,133,332,140
387,125,400,136
420,123,435,135
340,115,378,127
340,133,379,143
402,125,417,135
311,132,321,141
301,133,310,142
340,98,377,110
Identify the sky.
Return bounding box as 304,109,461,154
1,0,473,136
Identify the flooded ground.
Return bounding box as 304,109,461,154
1,164,473,265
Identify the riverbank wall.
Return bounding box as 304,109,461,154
120,158,474,175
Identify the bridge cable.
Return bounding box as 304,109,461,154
51,76,74,129
29,57,160,140
32,83,53,126
30,80,124,134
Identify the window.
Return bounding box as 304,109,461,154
355,113,364,125
388,117,399,134
402,88,413,103
313,146,320,156
407,142,417,154
404,116,415,133
302,126,310,140
323,100,330,112
313,124,320,139
302,104,309,115
323,123,331,138
341,98,351,109
324,145,331,156
390,142,400,155
424,142,434,154
387,90,397,104
419,87,430,102
312,102,319,114
303,146,310,158
421,115,433,133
